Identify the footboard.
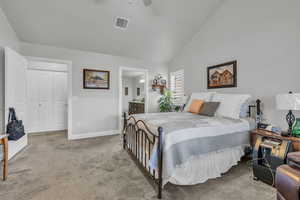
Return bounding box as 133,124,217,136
123,113,164,199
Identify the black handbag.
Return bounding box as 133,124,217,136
6,107,25,141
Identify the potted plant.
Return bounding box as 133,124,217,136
158,90,173,112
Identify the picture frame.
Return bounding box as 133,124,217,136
125,87,128,96
83,69,110,89
207,60,237,89
137,88,140,96
160,79,167,86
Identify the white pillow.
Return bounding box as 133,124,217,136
184,92,216,111
212,93,251,119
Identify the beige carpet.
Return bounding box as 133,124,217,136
0,132,276,200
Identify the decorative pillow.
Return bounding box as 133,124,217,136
199,102,220,117
188,99,204,114
212,93,251,119
184,92,216,111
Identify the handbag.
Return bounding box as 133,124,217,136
6,107,25,141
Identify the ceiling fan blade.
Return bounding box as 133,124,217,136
143,0,152,7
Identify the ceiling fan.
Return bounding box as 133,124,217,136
142,0,152,7
128,0,153,7
94,0,154,7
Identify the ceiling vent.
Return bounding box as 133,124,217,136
115,17,129,29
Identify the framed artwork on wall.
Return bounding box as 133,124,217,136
207,60,237,89
137,88,140,96
125,87,128,96
83,69,110,89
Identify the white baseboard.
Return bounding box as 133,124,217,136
68,130,120,140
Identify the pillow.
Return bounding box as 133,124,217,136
199,102,220,117
184,92,216,111
188,99,204,114
212,93,251,119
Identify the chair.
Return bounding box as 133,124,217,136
0,135,8,181
276,152,300,200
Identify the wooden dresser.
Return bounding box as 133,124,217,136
250,129,300,151
129,102,145,115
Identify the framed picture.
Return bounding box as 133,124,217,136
160,79,167,86
207,60,237,89
83,69,110,89
125,87,128,96
137,88,140,96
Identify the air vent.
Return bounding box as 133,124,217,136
115,17,129,29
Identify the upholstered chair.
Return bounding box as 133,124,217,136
276,152,300,200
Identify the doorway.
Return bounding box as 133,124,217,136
119,67,149,130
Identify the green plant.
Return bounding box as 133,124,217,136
174,105,181,112
158,90,173,112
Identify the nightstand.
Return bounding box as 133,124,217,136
250,129,299,185
250,129,300,151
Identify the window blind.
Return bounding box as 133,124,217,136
170,69,184,105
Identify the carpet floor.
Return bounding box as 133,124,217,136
0,132,276,200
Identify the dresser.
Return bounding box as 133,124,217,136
129,102,145,115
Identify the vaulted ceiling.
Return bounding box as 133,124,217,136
0,0,223,63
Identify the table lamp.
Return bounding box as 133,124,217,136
276,92,300,136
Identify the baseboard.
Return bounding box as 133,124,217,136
68,130,120,140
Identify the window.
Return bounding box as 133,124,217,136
170,69,184,105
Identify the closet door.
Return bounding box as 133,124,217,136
53,72,68,130
27,69,67,133
27,70,40,132
38,71,53,131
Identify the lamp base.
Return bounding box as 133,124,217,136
286,110,295,136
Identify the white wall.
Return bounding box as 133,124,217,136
169,0,300,129
20,42,167,135
0,7,19,132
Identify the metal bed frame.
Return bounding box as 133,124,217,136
123,99,261,199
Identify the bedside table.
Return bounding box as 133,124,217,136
250,129,296,185
250,129,300,151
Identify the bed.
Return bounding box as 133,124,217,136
122,94,261,199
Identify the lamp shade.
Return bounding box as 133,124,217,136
276,93,300,110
